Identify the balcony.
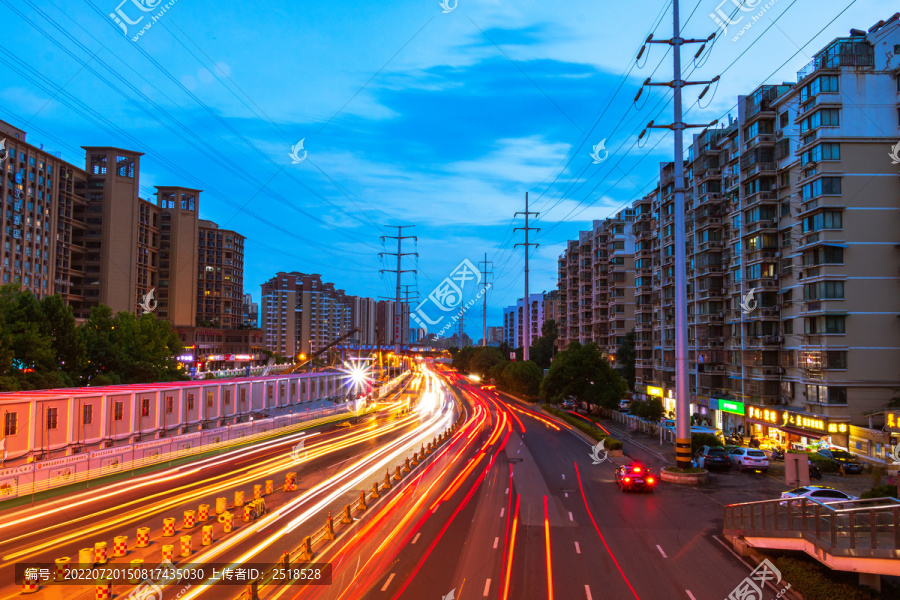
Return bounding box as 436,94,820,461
744,190,777,210
745,219,778,234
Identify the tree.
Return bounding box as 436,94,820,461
540,341,627,409
451,346,479,373
499,360,543,397
529,318,559,369
469,347,504,379
631,397,664,422
617,328,636,390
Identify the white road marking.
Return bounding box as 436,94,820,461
412,533,421,544
564,493,568,498
505,487,509,494
517,449,520,454
686,591,696,600
575,541,581,554
569,511,573,521
381,573,395,591
562,474,566,480
483,579,492,596
493,537,499,549
500,508,505,517
585,585,593,600
656,544,667,558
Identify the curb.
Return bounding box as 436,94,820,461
660,468,709,485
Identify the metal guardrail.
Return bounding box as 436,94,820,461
724,496,900,557
601,408,676,444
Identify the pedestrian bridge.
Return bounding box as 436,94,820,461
723,496,900,587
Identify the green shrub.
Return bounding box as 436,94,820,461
806,452,840,473
691,433,722,449
861,484,899,500
542,405,623,450
663,466,705,474
774,556,886,600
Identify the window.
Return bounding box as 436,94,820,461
141,398,150,417
82,404,93,425
166,396,174,414
187,394,194,411
825,315,845,334
801,177,841,199
802,211,842,233
3,411,17,436
801,143,840,165
267,385,273,401
799,75,840,102
114,401,124,421
804,281,844,300
779,112,789,128
221,390,229,406
46,407,58,430
803,246,844,265
805,385,847,404
800,108,840,133
240,388,247,404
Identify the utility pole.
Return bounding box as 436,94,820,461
458,310,465,350
515,193,539,362
380,226,417,360
636,1,718,469
478,253,493,347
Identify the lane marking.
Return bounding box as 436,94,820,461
493,537,499,549
656,545,667,558
505,487,509,494
517,449,520,454
575,541,581,554
412,533,421,545
585,585,593,600
562,474,566,480
381,573,395,592
686,591,696,600
569,512,573,522
483,579,492,597
500,508,505,517
564,493,568,498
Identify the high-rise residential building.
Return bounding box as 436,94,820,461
480,325,504,347
375,300,410,347
348,296,378,345
626,19,900,448
196,219,244,329
556,210,636,358
242,293,259,329
502,291,559,349
156,187,199,326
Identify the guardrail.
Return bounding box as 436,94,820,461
601,408,677,444
724,496,900,556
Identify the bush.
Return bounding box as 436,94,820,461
773,556,889,600
806,452,841,473
663,466,705,474
861,484,899,500
692,433,722,449
542,404,622,450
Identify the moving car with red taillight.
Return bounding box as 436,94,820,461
614,464,656,493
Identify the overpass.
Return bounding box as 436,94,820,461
723,496,900,591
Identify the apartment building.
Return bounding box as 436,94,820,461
502,291,558,348
242,293,259,329
196,219,244,329
628,18,900,449
556,210,636,358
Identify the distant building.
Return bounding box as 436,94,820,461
503,291,557,348
195,220,244,329
242,293,259,329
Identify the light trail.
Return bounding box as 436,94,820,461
544,495,554,600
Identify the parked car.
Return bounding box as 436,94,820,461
618,400,631,409
662,419,675,431
816,449,863,474
614,464,656,493
780,485,858,505
695,445,731,470
728,448,769,472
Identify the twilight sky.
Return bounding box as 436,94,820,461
0,0,889,338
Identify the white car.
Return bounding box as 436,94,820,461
780,485,858,505
728,448,769,472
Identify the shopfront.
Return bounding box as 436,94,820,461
745,405,849,450
709,398,744,434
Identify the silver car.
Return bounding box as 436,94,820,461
728,448,769,472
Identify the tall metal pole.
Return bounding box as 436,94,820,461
479,253,493,347
515,193,539,362
672,0,691,470
379,226,417,360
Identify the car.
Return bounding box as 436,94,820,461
816,449,863,474
729,448,769,472
562,398,576,409
695,445,731,470
780,485,859,505
618,400,631,409
614,464,656,493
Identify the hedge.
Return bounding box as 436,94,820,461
773,556,895,600
805,452,841,473
663,467,705,474
861,484,899,500
542,405,623,451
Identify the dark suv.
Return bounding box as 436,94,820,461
695,445,730,470
817,449,863,474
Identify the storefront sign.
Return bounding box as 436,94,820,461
886,411,900,433
780,410,848,435
747,406,782,425
235,354,253,361
719,399,744,415
647,386,663,397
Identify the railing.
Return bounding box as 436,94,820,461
724,497,900,558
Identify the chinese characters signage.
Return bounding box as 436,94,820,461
887,411,900,433
747,406,782,425
719,400,744,415
746,406,848,435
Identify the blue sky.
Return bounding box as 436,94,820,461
0,0,890,339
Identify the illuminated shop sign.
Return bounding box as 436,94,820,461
887,411,900,432
719,400,744,415
747,406,782,425
647,386,663,397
